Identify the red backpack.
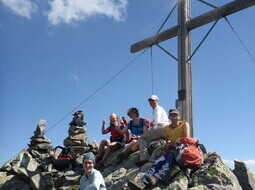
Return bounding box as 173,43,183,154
139,117,150,129
51,146,76,170
174,137,204,169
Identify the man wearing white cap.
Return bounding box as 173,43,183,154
148,95,169,127
135,95,169,166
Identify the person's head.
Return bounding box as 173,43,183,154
148,95,159,109
83,152,95,173
127,107,139,119
168,109,181,124
109,113,118,125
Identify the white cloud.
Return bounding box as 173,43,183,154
70,73,79,83
0,0,37,19
47,0,128,25
244,159,255,166
223,159,255,169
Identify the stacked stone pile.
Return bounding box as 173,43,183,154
63,110,98,155
27,120,52,160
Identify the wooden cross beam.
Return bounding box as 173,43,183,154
131,0,255,53
130,0,255,137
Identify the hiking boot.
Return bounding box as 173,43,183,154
147,175,158,186
127,180,147,190
135,160,148,167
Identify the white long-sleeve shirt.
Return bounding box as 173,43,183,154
152,105,169,126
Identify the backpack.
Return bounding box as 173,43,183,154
174,137,204,169
139,117,150,129
51,146,76,170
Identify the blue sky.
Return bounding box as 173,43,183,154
1,0,255,173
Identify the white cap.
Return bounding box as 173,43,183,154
148,95,159,101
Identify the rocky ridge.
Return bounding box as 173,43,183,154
1,117,255,190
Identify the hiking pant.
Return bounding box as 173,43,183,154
143,152,176,182
139,124,167,161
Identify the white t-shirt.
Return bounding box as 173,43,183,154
152,105,169,126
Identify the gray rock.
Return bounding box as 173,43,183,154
166,170,188,190
0,173,28,190
68,126,86,135
90,140,99,149
30,172,46,190
6,150,39,178
72,146,91,154
70,133,86,140
149,139,166,152
36,143,52,150
34,120,47,137
63,138,83,146
233,160,255,190
188,185,206,190
30,136,51,144
190,152,242,190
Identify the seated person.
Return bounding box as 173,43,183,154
96,113,125,167
128,109,190,189
79,152,106,190
117,107,148,160
135,95,169,166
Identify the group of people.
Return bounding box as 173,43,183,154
79,94,191,189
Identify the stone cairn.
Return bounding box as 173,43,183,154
27,120,52,160
63,110,98,155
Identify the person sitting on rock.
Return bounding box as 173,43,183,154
79,152,106,190
96,113,126,168
116,107,148,161
135,95,169,166
128,109,190,189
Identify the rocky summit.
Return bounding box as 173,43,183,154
1,118,255,190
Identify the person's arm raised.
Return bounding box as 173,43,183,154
101,120,110,134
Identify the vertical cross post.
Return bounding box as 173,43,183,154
177,0,193,136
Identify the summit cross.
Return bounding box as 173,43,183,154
130,0,255,137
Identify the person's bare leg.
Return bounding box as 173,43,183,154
97,140,109,161
122,140,137,153
130,140,139,152
100,142,116,163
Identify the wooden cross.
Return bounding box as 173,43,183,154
130,0,255,137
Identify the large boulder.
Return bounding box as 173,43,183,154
233,160,255,190
190,152,242,190
0,150,46,190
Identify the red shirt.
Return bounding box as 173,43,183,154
106,124,125,137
